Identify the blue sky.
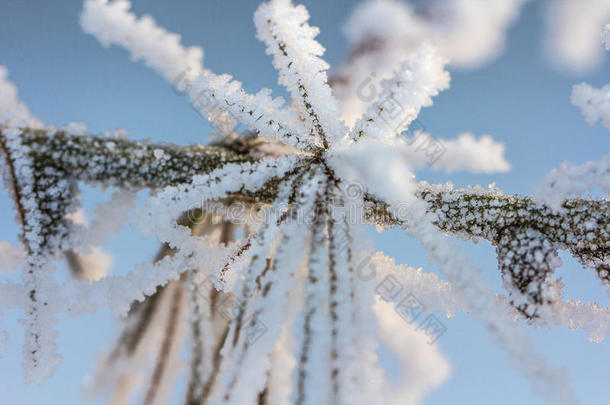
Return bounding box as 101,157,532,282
0,0,609,404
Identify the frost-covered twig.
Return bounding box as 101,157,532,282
254,0,347,148
1,128,255,188
188,73,313,150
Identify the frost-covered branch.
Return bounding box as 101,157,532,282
254,0,347,148
368,184,609,317
1,128,255,190
5,128,605,277
188,73,313,151
4,127,606,320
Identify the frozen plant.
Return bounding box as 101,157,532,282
0,1,608,405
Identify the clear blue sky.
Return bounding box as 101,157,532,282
0,1,609,404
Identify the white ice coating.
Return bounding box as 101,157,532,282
0,1,606,404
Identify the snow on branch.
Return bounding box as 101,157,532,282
187,72,313,150
64,190,136,281
254,0,347,148
366,182,610,311
71,189,137,248
412,215,578,405
2,128,255,190
0,127,64,383
60,235,233,317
